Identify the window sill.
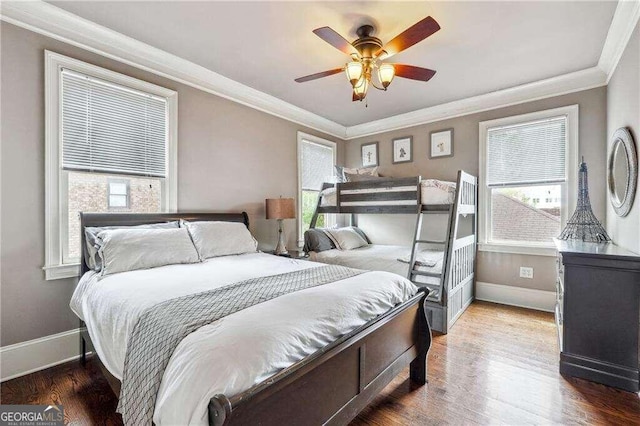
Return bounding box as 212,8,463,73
479,243,557,257
43,263,81,280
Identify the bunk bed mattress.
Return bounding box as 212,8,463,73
308,245,443,288
320,179,456,207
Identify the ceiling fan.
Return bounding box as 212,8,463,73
295,16,440,103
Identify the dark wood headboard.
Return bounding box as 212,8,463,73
79,211,249,275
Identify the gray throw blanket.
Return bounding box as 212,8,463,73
117,264,365,425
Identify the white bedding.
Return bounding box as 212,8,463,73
320,179,456,207
308,245,443,295
70,253,417,425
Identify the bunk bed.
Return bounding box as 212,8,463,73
307,170,478,334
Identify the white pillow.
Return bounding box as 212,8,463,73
97,228,200,276
182,220,258,260
342,166,379,177
323,227,368,250
85,221,179,272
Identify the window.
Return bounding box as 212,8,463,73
297,132,337,244
108,180,130,208
479,105,578,256
44,51,177,279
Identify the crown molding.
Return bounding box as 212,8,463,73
344,67,606,139
0,1,347,139
598,0,640,83
0,1,627,142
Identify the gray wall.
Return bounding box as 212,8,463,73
0,22,344,346
345,87,608,292
606,22,639,254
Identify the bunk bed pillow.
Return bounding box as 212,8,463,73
335,166,379,182
421,180,457,205
342,166,379,177
323,227,369,250
182,220,258,260
352,227,371,244
97,228,200,276
303,229,336,253
344,173,381,182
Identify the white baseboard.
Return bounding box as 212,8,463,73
0,328,81,382
476,281,555,313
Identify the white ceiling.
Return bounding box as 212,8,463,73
51,1,617,127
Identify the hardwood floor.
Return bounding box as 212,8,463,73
2,301,639,425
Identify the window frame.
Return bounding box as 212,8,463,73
478,105,579,257
296,131,337,246
107,179,131,209
44,51,178,280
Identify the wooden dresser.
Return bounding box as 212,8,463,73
554,239,640,392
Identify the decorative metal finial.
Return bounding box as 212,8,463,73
558,159,610,243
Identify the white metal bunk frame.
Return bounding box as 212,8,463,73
309,170,478,334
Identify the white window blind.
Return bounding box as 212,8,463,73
61,69,168,177
301,141,334,191
487,116,566,187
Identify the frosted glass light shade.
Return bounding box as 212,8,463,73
378,63,395,88
345,62,364,87
353,76,368,101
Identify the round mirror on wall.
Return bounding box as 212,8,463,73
608,127,637,217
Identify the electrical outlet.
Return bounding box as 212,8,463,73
520,267,534,279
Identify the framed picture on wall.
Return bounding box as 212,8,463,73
392,136,413,164
429,128,454,159
361,142,379,167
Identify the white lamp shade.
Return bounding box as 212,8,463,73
353,76,369,100
345,61,364,86
378,63,395,88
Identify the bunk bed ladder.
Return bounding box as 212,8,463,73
407,207,452,304
408,170,478,334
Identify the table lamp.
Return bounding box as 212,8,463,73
265,197,296,255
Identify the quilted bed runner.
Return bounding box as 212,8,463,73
117,264,364,425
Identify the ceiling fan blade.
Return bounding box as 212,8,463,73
295,68,343,83
313,27,359,56
376,16,440,59
393,64,437,82
352,91,359,102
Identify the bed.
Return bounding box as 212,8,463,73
308,245,444,300
75,212,432,426
307,170,478,334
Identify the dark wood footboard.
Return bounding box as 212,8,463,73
208,288,431,426
78,212,432,424
80,289,431,425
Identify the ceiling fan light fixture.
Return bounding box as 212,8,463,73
345,61,364,87
378,63,395,89
296,17,441,106
353,76,369,101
